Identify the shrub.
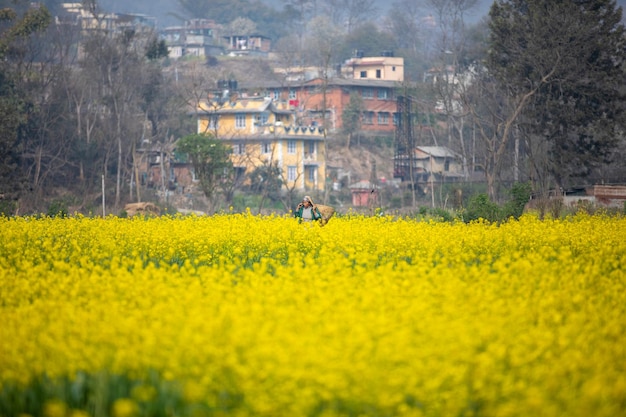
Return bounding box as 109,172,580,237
47,199,69,218
502,182,532,220
464,193,501,223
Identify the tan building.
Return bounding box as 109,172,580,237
197,96,328,191
342,55,404,82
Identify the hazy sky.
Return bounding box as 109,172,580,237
98,0,495,28
98,0,626,29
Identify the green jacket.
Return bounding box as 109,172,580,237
294,204,322,222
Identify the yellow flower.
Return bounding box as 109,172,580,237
1,213,625,417
43,400,67,417
111,398,138,417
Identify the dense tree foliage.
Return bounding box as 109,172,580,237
175,133,233,213
0,2,51,214
488,0,626,192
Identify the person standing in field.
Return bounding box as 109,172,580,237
294,195,322,223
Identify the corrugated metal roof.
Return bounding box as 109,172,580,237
239,77,400,90
416,146,458,158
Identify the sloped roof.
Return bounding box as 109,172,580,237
349,180,377,190
197,97,293,115
305,77,399,89
242,77,401,90
416,146,459,158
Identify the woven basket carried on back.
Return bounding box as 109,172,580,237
315,204,335,226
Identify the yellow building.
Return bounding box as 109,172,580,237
197,96,328,191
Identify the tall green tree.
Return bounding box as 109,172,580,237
0,3,51,213
488,0,626,193
176,134,233,214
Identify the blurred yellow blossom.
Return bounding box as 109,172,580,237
111,398,138,417
0,213,624,417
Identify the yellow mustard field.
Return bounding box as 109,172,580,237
0,213,625,417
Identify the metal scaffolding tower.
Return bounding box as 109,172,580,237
393,95,416,182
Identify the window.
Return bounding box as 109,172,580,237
273,89,280,99
393,113,400,125
308,167,316,182
444,160,450,171
378,112,389,125
376,69,381,78
235,114,246,129
287,166,296,181
360,70,367,78
287,140,296,154
289,89,296,99
261,142,272,154
255,113,269,126
363,112,374,124
305,141,315,160
378,89,388,99
208,115,219,130
232,143,245,154
362,88,374,99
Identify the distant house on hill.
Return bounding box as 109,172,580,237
58,3,156,33
252,77,400,134
342,53,404,82
161,19,223,59
222,34,271,57
258,55,405,134
394,146,464,185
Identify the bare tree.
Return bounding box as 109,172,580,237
426,0,480,182
282,0,317,52
279,163,305,212
273,34,305,83
245,142,283,214
463,65,557,199
304,16,342,203
321,0,378,33
226,17,257,36
383,0,429,59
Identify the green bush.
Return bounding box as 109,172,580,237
47,199,69,218
502,182,532,220
431,207,455,222
0,200,17,217
464,193,501,223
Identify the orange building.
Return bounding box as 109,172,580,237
263,55,405,135
263,78,400,134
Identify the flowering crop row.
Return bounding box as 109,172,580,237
0,213,625,417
